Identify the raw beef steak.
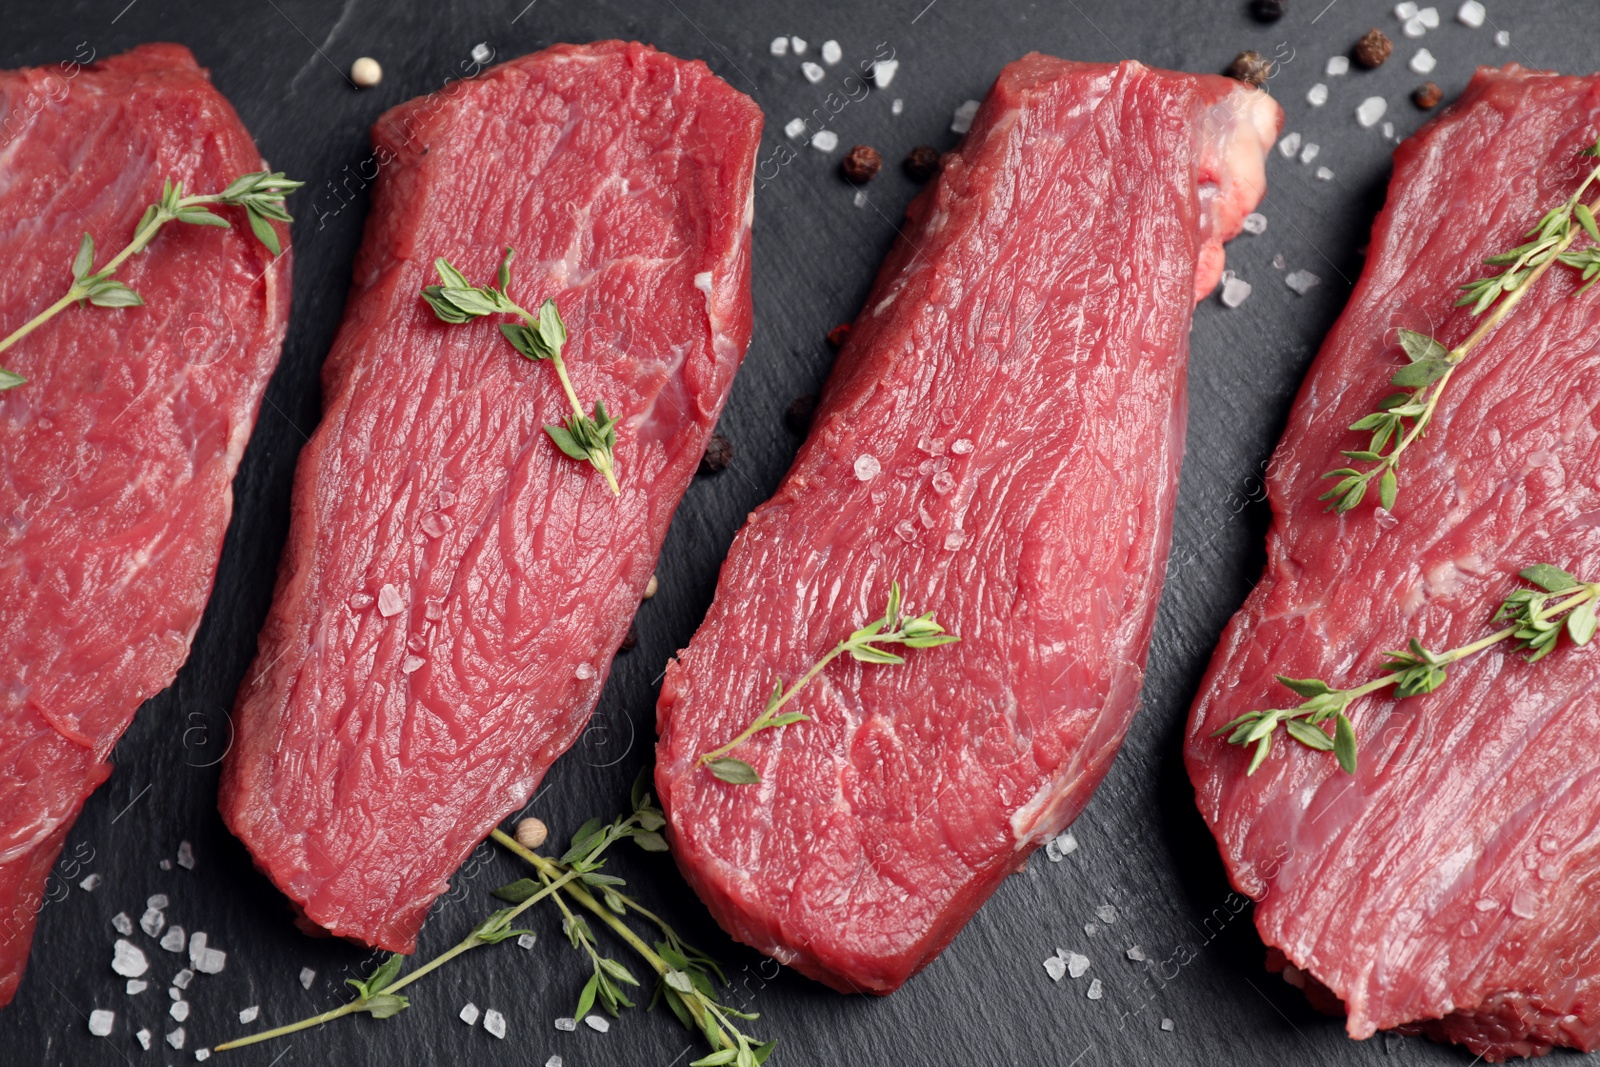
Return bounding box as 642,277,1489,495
656,55,1279,994
219,42,760,952
1186,66,1600,1060
0,43,290,1007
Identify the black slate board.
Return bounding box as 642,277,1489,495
5,1,1595,1064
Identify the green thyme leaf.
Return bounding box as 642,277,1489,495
1521,563,1578,592
708,757,761,785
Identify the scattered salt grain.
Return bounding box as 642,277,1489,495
471,43,492,65
585,1015,610,1033
1220,277,1253,308
1457,1,1485,28
112,940,149,978
1127,946,1147,962
783,117,806,140
1410,48,1436,74
1086,978,1103,1000
140,908,165,937
891,98,903,115
801,61,824,84
169,987,182,1001
196,1051,212,1062
950,100,980,134
1273,253,1287,269
1418,5,1440,27
1300,142,1319,165
1277,131,1302,158
159,859,172,870
1084,922,1098,936
944,530,966,551
88,1009,115,1036
931,471,956,495
195,947,227,975
853,455,880,481
459,1002,480,1026
1045,830,1077,861
1494,29,1510,46
811,130,839,152
575,663,596,681
161,926,186,953
1394,1,1418,17
1242,212,1267,235
546,1057,564,1067
177,840,195,870
167,1027,186,1050
126,980,147,995
1316,166,1335,181
1511,887,1540,919
79,873,102,891
402,655,425,674
894,520,916,543
1357,96,1388,127
348,591,374,610
239,1006,259,1024
555,1017,578,1032
769,36,789,56
299,967,316,990
485,1009,508,1038
1286,270,1322,295
1383,121,1395,139
1161,1018,1175,1032
136,1028,152,1049
853,190,868,209
1325,55,1349,76
518,933,537,949
1095,904,1118,924
421,513,448,538
377,584,404,617
790,36,807,54
170,1000,190,1022
951,438,974,455
1404,14,1427,37
174,969,194,989
1044,955,1067,981
873,59,899,88
1476,896,1499,912
1306,83,1328,107
424,600,444,621
821,40,841,65
1067,952,1090,978
112,912,134,936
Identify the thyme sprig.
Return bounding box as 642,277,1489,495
421,248,619,494
699,581,959,785
0,170,301,390
1321,138,1600,513
1214,564,1598,775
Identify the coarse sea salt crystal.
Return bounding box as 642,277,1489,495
1419,5,1439,27
546,1057,564,1067
1220,277,1252,308
88,1009,115,1036
459,1003,480,1026
79,873,102,891
349,591,374,610
790,36,807,54
853,190,868,209
1084,921,1098,936
1161,1018,1175,1032
471,43,492,64
1404,14,1426,36
1316,166,1335,181
873,59,899,88
783,117,806,140
421,513,448,538
1067,952,1090,978
174,969,194,989
575,663,596,680
853,455,880,480
1326,55,1349,76
821,40,841,65
1045,830,1077,861
140,907,165,937
485,1009,507,1038
801,61,824,84
126,979,147,995
299,967,316,989
1410,48,1436,74
694,271,713,293
931,471,956,495
1044,955,1067,981
1458,1,1485,28
1242,212,1267,235
555,1017,578,1032
1494,29,1510,46
1277,131,1302,159
811,130,839,152
177,841,195,870
170,1000,190,1022
196,1051,212,1062
239,1005,259,1024
196,947,226,975
402,654,425,674
585,1015,610,1033
518,933,537,949
1086,978,1104,1000
1300,142,1319,165
160,926,186,953
424,600,443,621
944,530,966,551
1357,96,1388,127
1383,121,1395,139
136,1028,152,1049
891,98,903,115
1127,946,1147,962
1306,83,1328,107
377,584,404,617
1286,270,1322,295
1273,253,1287,269
950,99,979,134
951,438,974,454
169,986,183,1001
113,940,149,978
1096,903,1118,924
167,1027,186,1050
769,36,789,56
112,912,134,936
1395,1,1418,17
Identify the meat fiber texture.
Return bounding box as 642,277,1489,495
656,54,1279,995
0,43,290,1007
1185,66,1600,1061
219,42,759,953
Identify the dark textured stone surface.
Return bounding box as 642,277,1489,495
4,1,1593,1064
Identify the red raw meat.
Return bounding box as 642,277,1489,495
655,55,1279,994
1186,65,1600,1061
219,42,760,952
0,43,290,1006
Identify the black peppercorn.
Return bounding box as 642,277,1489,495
903,145,941,183
1226,51,1273,87
699,432,733,475
841,144,882,183
1354,28,1393,69
1250,0,1286,23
